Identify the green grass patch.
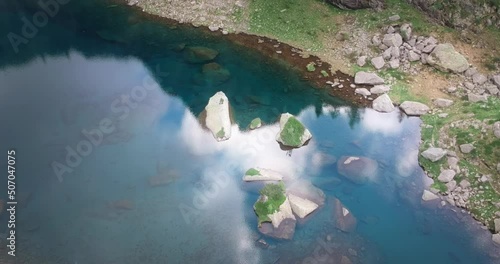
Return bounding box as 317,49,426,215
431,181,448,192
419,156,445,178
245,168,260,176
253,182,286,225
280,116,306,147
355,0,451,35
248,0,340,51
321,70,329,77
461,97,500,121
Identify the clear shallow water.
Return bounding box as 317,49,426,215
0,1,499,263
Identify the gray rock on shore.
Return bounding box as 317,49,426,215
400,101,430,116
354,71,384,85
355,88,371,97
382,33,403,47
493,121,500,138
421,147,447,162
426,43,469,73
370,85,391,94
357,56,367,67
468,93,488,103
472,73,487,85
371,56,385,69
459,143,474,154
433,98,454,108
492,75,500,87
372,94,395,113
438,169,456,183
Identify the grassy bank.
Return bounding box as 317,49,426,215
420,97,500,229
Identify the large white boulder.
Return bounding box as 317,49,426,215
268,197,296,228
288,193,319,218
204,91,231,141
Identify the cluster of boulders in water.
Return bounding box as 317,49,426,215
200,88,375,243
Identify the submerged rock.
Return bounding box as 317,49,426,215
427,43,469,73
242,168,283,182
149,170,178,187
109,199,134,210
184,46,218,63
199,62,231,86
337,156,378,184
258,218,296,240
203,91,232,141
422,190,439,201
400,101,430,116
249,118,262,130
288,193,319,218
333,198,357,232
276,113,312,148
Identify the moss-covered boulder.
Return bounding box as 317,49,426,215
254,182,296,239
249,118,262,130
183,46,219,63
276,113,312,148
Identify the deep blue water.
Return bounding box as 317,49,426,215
0,1,499,263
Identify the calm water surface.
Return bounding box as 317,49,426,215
0,1,498,263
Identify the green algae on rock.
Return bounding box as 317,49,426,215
253,182,288,226
276,113,312,148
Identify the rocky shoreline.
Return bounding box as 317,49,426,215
112,0,500,245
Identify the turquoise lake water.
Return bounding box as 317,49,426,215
0,0,499,263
